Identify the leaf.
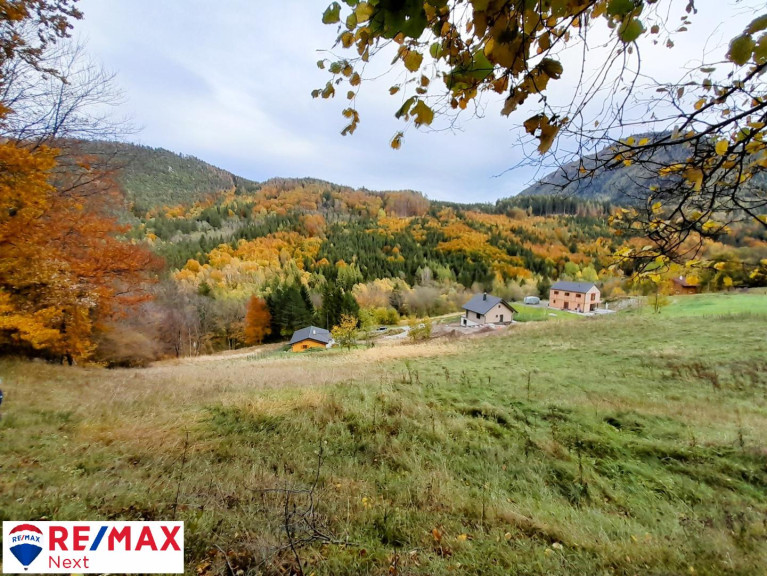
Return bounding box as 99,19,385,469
457,533,469,541
322,2,342,24
694,98,706,111
403,50,423,72
607,0,635,18
727,34,755,65
746,14,767,35
412,100,434,127
539,58,563,79
620,18,645,43
390,132,403,149
523,115,542,135
395,96,416,119
355,2,374,23
683,167,704,191
715,139,728,156
537,117,559,154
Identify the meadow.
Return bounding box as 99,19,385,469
1,294,766,575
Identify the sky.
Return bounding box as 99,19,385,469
74,0,761,203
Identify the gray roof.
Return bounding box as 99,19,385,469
289,326,332,345
462,293,517,315
550,281,597,293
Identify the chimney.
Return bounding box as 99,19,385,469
483,292,487,301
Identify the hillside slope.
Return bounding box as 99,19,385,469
519,136,686,203
75,140,257,211
1,301,766,575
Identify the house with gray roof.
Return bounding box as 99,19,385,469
461,292,517,326
549,281,601,312
289,326,334,352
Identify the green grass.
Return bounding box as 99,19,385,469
512,303,575,322
628,292,767,318
1,301,766,575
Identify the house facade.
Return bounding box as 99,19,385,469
461,293,517,326
549,281,600,312
289,326,333,352
671,276,699,295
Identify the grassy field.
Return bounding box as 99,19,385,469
628,291,767,318
1,295,766,575
511,303,576,322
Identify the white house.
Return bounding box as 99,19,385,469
461,293,517,326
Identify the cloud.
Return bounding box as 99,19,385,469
74,0,763,202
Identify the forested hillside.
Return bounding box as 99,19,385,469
75,140,252,212
108,171,764,363
14,140,761,366
519,135,686,202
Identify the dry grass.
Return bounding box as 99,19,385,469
1,302,766,575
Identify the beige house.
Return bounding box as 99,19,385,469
549,281,600,312
461,293,517,326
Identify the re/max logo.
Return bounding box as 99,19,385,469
10,534,41,544
3,521,184,574
47,525,181,552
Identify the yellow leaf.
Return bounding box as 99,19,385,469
403,50,423,72
683,167,704,191
390,132,403,150
694,99,706,111
412,100,434,126
355,2,374,23
457,533,469,541
715,140,728,155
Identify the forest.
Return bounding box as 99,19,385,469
114,174,765,364
3,132,766,368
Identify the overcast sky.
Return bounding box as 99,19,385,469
75,0,760,203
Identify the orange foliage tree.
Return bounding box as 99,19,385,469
0,145,162,362
244,295,271,345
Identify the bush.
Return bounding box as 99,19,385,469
408,316,432,342
372,306,400,325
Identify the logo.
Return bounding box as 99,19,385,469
3,522,183,574
8,525,43,571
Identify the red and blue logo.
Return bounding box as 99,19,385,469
8,524,43,571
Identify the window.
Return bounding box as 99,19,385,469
591,293,596,300
565,292,570,296
554,290,559,295
576,293,582,298
476,312,481,319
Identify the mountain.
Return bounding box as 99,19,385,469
73,140,258,212
519,135,686,203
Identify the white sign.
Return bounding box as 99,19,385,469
3,521,184,574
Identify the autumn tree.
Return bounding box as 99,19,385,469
317,1,767,269
0,146,162,362
0,0,82,75
244,295,272,345
331,313,359,349
0,2,161,363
